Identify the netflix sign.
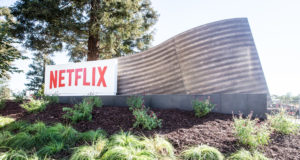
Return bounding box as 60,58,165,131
44,59,118,96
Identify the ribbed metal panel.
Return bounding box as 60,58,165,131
117,18,269,95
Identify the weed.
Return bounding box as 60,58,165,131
0,116,15,128
181,145,224,160
132,108,162,130
267,109,299,134
233,114,270,148
21,99,48,113
127,95,144,111
192,97,215,117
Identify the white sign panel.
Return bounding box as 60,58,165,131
44,59,118,96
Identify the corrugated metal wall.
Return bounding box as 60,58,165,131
117,18,269,95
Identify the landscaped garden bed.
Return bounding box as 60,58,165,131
0,99,299,160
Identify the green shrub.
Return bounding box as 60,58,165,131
0,116,15,128
142,135,175,159
233,114,270,148
192,97,215,117
0,99,6,110
44,95,59,104
227,149,269,160
181,145,224,160
21,99,48,113
132,108,162,130
267,109,299,134
63,99,94,123
127,95,144,111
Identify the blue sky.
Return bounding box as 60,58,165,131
1,0,300,96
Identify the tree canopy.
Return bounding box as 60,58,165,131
0,7,26,79
10,0,158,61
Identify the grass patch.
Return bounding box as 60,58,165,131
227,149,269,160
141,135,175,159
0,116,15,128
181,145,224,160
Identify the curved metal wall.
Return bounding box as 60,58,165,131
117,18,269,95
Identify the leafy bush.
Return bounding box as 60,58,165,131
0,116,15,128
267,109,299,134
233,114,270,148
0,99,6,110
181,145,224,160
127,95,144,111
44,95,59,104
132,108,162,130
192,97,215,117
227,149,269,160
21,99,48,113
142,135,175,159
63,99,94,123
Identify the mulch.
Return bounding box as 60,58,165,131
1,101,299,160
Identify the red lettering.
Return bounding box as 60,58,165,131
67,69,74,86
92,67,96,86
59,70,65,87
97,66,107,87
75,68,83,86
83,68,90,86
50,71,57,89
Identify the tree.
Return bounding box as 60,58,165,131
10,0,158,61
0,7,26,79
25,53,54,92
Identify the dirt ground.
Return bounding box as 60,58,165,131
1,101,299,160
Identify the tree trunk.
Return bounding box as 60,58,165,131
87,0,100,61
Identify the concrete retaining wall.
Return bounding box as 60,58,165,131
59,94,267,118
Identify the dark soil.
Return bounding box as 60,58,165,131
1,101,299,160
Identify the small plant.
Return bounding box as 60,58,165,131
181,145,224,160
85,96,103,108
63,99,94,123
132,108,162,130
127,95,144,111
227,149,269,160
21,99,48,113
192,96,215,117
233,114,270,148
142,135,175,159
267,109,299,134
44,95,59,104
80,129,107,142
101,145,156,160
0,149,38,160
109,131,143,148
0,99,6,110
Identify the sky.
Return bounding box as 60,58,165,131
1,0,300,96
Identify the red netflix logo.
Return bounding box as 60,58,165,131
49,66,107,89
